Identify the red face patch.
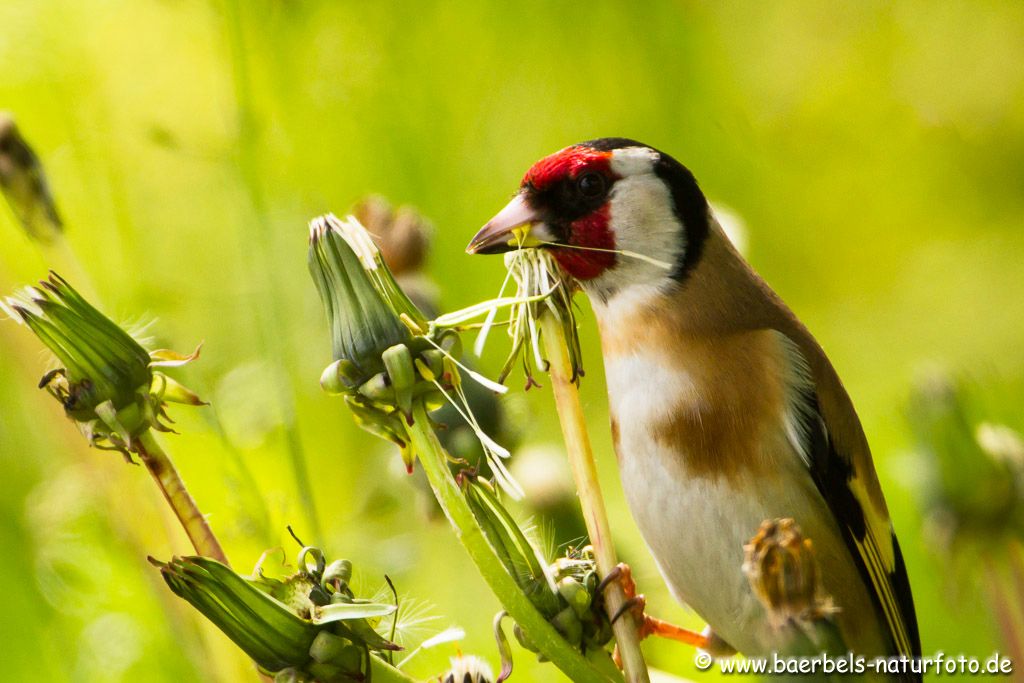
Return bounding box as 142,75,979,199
550,204,617,280
522,146,613,191
522,145,619,281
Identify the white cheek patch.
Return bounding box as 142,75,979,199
585,171,684,300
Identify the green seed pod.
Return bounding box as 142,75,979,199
512,623,538,653
307,632,365,678
382,343,416,421
557,576,591,619
308,631,348,664
156,551,399,682
419,349,445,381
357,372,393,404
328,591,352,605
319,359,362,395
332,643,365,674
549,606,583,646
411,377,444,400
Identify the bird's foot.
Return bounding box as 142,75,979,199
596,562,641,601
599,563,736,661
610,593,711,648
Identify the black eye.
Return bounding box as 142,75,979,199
576,172,606,198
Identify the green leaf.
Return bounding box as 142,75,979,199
310,601,397,625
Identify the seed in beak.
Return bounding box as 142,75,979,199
467,194,552,254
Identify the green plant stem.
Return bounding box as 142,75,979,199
539,312,649,683
406,401,618,683
136,430,229,566
369,656,418,683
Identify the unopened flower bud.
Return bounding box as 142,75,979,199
3,272,204,455
155,555,321,673
309,214,413,387
154,548,398,681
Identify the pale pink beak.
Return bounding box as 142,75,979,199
466,194,553,254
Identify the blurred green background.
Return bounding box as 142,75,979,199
2,1,1023,680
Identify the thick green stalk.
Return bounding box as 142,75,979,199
539,313,649,683
136,430,229,566
406,401,618,683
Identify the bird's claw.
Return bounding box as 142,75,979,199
611,594,647,626
597,562,638,598
600,562,717,652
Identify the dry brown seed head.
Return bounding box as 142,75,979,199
743,518,836,629
352,195,432,275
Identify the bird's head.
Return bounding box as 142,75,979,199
467,138,710,301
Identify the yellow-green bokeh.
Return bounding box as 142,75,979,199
2,1,1023,681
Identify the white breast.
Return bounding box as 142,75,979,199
606,353,753,647
597,293,880,655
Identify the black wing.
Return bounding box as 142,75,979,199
793,379,922,676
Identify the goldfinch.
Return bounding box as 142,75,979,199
467,138,921,675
